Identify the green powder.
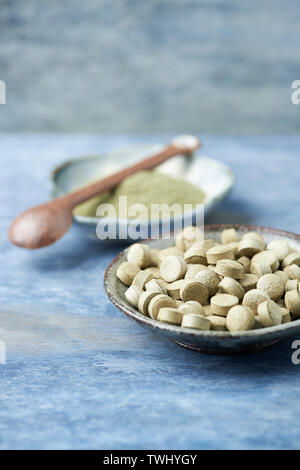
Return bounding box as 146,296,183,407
73,170,205,219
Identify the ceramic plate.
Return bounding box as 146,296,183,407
104,225,300,355
51,145,234,243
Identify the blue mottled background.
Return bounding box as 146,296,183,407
0,0,299,133
1,0,300,451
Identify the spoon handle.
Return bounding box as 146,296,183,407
64,136,201,208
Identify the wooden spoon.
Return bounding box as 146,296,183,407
9,135,200,249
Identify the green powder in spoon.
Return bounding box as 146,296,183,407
73,170,205,219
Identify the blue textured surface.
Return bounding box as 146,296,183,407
1,134,300,450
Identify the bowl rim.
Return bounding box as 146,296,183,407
104,224,300,340
51,149,235,226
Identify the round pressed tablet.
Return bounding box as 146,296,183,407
206,315,227,331
239,273,258,292
138,291,160,316
183,239,214,264
160,255,187,282
252,251,279,272
132,270,153,290
221,228,238,245
237,256,251,273
226,305,255,331
192,239,215,253
148,294,177,320
127,243,152,268
206,245,234,264
250,261,272,277
159,246,183,261
281,307,291,323
242,289,270,314
274,270,289,286
203,304,212,316
125,285,143,308
167,280,187,299
267,239,291,261
150,249,161,267
238,238,263,257
256,274,284,301
253,316,264,329
226,242,239,256
242,231,266,249
184,247,207,265
215,259,244,279
175,226,204,252
180,280,208,304
181,313,211,331
116,261,140,286
257,300,282,327
178,301,205,315
207,265,220,274
285,279,298,292
284,264,300,281
282,252,300,268
284,290,300,318
157,308,182,325
158,278,169,288
218,277,245,300
210,294,239,317
185,264,207,279
145,278,167,294
145,267,163,279
194,268,220,296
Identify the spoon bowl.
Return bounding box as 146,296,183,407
9,200,74,249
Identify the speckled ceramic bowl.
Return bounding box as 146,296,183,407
51,145,234,243
104,225,300,355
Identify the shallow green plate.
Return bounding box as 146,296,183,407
51,145,234,243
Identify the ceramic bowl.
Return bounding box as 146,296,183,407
104,225,300,355
51,145,234,243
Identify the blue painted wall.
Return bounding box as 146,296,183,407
0,0,299,133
